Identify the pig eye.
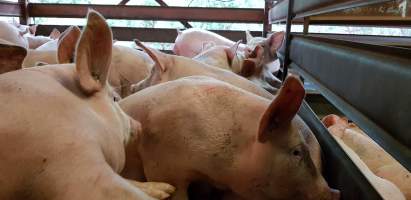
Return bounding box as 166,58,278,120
292,149,301,156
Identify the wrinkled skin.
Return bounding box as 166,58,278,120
331,134,405,199
173,28,248,58
0,10,174,200
109,44,153,98
120,76,338,200
0,21,29,48
323,115,410,199
133,40,273,99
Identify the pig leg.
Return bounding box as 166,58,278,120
127,179,175,200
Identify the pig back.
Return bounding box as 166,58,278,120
121,76,269,181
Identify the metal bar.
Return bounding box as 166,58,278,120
153,0,192,28
18,0,28,25
281,0,294,81
118,0,129,5
298,101,383,200
28,3,264,23
294,62,411,171
303,17,310,35
263,0,273,37
35,25,262,43
297,33,411,48
0,1,21,16
270,0,391,24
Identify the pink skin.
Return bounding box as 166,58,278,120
133,40,273,99
173,28,248,58
120,76,339,200
323,115,411,199
0,21,29,49
0,10,174,200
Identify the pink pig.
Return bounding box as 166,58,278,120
120,75,338,200
173,28,249,58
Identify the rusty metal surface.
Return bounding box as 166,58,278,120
28,3,264,23
0,1,21,16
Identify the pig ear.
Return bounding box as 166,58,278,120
176,29,182,36
0,43,27,74
225,40,241,65
29,25,38,35
134,39,166,73
49,28,61,39
240,59,256,77
58,26,81,64
258,76,305,142
75,10,112,94
268,31,285,55
245,30,253,43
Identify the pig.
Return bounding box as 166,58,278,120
173,28,249,58
322,115,411,199
193,42,282,92
0,10,174,200
0,21,29,48
22,25,80,68
132,39,274,99
193,41,242,72
0,42,27,74
25,28,61,49
242,32,285,90
109,44,153,98
333,137,405,200
120,75,339,200
245,30,284,68
37,26,80,51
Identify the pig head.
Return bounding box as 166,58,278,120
132,39,273,99
120,76,338,200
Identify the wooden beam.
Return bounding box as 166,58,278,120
18,0,29,25
0,1,21,16
28,3,264,23
154,0,192,28
35,25,262,43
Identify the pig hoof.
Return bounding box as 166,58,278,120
128,180,176,199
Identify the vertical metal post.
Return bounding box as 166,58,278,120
263,0,273,37
19,0,29,25
303,17,310,35
281,0,294,81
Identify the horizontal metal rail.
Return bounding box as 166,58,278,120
270,0,391,23
35,25,262,43
288,35,411,171
0,1,21,16
28,3,264,23
299,101,382,200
